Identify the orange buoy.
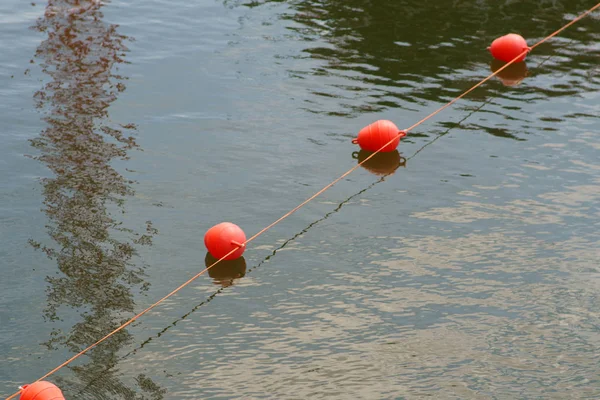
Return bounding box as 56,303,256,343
204,222,246,260
489,34,530,63
490,59,528,86
352,120,406,152
352,149,406,176
19,381,65,400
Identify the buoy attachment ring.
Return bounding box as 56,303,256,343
352,120,406,152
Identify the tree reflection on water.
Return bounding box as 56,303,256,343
29,0,164,398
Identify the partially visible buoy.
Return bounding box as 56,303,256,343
489,33,530,63
352,120,406,152
19,381,65,400
490,59,528,86
352,149,406,176
205,253,246,287
204,222,246,260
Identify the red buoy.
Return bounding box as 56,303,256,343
489,34,530,63
204,222,246,260
352,120,406,152
19,381,65,400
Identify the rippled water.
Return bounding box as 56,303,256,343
1,0,599,399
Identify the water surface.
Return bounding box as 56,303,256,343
1,0,599,398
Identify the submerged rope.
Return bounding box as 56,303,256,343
6,3,599,399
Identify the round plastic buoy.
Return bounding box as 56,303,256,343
352,120,406,152
204,222,246,260
490,59,528,86
352,149,406,176
205,253,246,286
489,34,529,63
20,381,65,400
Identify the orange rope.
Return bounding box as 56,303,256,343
6,3,599,399
531,2,600,50
405,1,600,133
4,248,242,400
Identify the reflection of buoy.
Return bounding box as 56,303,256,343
204,222,246,260
489,34,530,62
205,253,246,287
19,381,65,400
352,120,406,152
490,59,528,86
352,150,406,176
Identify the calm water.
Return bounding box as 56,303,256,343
1,0,599,398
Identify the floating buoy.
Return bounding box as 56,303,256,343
490,59,528,86
205,253,246,287
352,120,406,152
19,381,65,400
488,33,530,63
204,222,246,260
352,149,406,176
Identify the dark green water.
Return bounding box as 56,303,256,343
1,0,599,398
